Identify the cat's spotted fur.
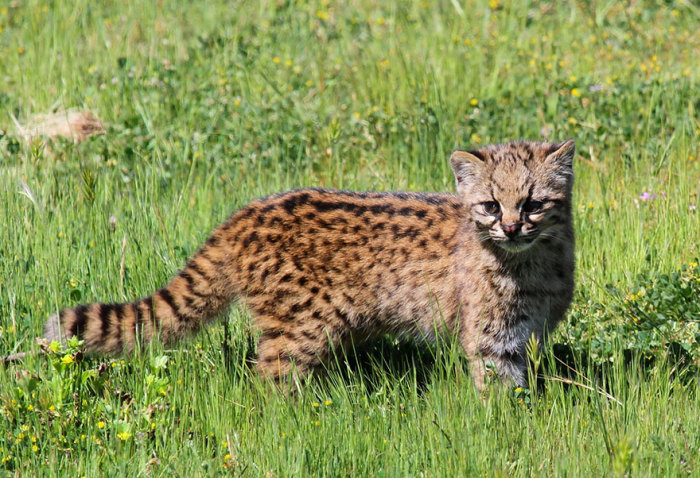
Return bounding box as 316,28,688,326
44,140,575,389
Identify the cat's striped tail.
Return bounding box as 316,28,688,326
43,247,238,353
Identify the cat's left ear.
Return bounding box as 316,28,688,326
450,150,485,187
544,139,575,176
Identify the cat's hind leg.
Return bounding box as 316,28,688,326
254,314,340,389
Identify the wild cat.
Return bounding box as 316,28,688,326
44,140,575,390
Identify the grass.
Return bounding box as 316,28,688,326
1,0,699,475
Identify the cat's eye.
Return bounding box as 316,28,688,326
523,200,544,213
482,201,500,215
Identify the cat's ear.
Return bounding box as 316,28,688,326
544,139,575,174
450,150,485,186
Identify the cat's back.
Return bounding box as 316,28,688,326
223,188,465,253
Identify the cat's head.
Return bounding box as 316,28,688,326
449,140,575,253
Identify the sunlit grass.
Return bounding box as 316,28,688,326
0,0,698,475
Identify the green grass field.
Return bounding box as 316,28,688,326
1,0,699,475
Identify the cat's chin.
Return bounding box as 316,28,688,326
493,238,537,253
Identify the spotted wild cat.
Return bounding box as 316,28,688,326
44,140,576,389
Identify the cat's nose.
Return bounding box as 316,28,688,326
502,223,521,238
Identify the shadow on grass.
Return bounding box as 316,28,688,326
306,338,697,396
541,342,696,392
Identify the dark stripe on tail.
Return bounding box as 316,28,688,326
70,304,91,339
180,264,228,303
113,303,124,348
186,261,214,284
178,270,211,300
100,303,114,340
158,288,184,322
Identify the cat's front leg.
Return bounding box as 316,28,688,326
461,318,528,390
467,345,528,390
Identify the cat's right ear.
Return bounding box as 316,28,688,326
449,150,484,187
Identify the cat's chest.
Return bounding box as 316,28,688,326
467,263,560,318
469,272,555,347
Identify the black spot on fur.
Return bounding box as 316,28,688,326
370,204,395,216
279,273,293,283
242,231,259,248
238,207,258,220
301,330,317,340
282,192,310,214
290,298,313,314
261,328,286,341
